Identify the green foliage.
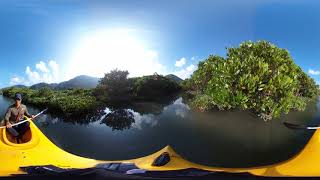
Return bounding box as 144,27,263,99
180,78,193,91
94,71,181,104
191,94,216,111
94,69,132,104
2,87,97,116
188,41,319,121
132,73,181,101
35,87,54,97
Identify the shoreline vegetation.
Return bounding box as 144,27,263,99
2,72,182,117
2,41,319,121
2,88,98,116
182,41,319,121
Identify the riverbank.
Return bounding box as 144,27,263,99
2,87,98,116
1,73,182,117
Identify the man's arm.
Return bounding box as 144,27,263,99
24,106,32,118
4,108,11,125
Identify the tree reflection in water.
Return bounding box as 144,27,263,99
45,108,106,125
100,109,135,131
39,96,184,129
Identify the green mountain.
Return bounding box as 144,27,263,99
54,75,100,89
30,82,58,90
11,85,28,88
165,74,183,83
28,75,100,90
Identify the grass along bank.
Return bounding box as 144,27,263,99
2,87,98,116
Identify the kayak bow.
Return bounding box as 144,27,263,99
1,120,320,177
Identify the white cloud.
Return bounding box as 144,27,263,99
175,57,186,67
186,64,196,71
35,61,49,73
309,69,320,75
26,66,41,85
10,60,60,86
173,64,197,80
10,76,25,85
48,60,60,81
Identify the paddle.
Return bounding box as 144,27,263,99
283,122,320,130
0,108,48,129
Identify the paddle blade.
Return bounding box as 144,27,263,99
35,108,48,117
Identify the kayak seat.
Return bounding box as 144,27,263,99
152,152,171,167
96,163,139,173
5,128,32,144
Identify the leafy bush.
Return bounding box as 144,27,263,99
2,87,98,116
188,41,319,121
94,69,132,104
132,73,181,101
94,71,181,104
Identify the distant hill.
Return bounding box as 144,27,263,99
30,82,58,90
11,75,182,90
11,85,28,88
54,75,100,90
27,75,100,90
165,74,183,83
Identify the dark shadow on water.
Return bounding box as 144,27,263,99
108,93,179,115
100,109,135,131
44,108,106,125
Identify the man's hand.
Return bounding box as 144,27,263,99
31,115,35,120
6,122,12,128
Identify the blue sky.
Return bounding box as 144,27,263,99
0,0,320,87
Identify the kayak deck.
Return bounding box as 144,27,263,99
1,120,320,177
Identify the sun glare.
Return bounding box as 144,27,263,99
66,29,164,79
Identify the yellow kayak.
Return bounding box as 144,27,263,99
1,119,320,177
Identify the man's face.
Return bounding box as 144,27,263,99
15,99,21,105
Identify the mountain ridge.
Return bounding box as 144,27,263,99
8,74,183,90
14,75,100,90
165,74,183,83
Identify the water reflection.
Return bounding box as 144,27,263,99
36,114,60,127
165,97,190,118
130,94,178,115
130,110,158,130
42,108,106,125
42,95,180,127
99,98,188,131
100,109,135,131
99,108,158,130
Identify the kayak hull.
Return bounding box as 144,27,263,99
1,120,320,177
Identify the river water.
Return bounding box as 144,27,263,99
0,95,319,168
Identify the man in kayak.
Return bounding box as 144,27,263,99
4,93,34,143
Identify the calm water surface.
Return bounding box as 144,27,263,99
0,95,319,168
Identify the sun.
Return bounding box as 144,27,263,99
65,29,165,80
